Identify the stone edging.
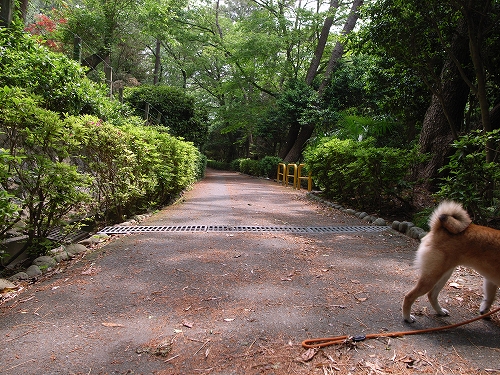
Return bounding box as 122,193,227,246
306,192,427,241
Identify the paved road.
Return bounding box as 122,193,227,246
1,170,499,374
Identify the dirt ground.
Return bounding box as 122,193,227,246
1,169,499,375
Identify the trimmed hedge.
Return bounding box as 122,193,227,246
229,156,283,179
0,88,204,255
304,137,419,209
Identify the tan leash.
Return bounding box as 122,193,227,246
302,306,500,349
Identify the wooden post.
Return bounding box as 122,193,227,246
144,103,150,121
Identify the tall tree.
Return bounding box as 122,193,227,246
281,0,363,162
361,0,500,185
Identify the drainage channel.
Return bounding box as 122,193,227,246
98,225,387,235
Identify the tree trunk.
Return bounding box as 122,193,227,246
278,122,301,159
416,62,470,187
318,0,363,94
153,38,161,85
282,124,315,162
283,0,363,162
416,18,472,187
305,0,339,85
20,0,28,21
0,0,14,26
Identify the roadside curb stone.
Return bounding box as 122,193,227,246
66,243,87,256
307,192,428,242
32,255,57,271
26,264,42,277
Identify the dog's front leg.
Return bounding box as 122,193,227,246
480,278,498,315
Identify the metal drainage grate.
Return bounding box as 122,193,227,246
47,228,90,243
98,225,387,235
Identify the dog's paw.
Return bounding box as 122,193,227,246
480,301,492,316
436,308,450,316
403,315,416,323
480,308,492,319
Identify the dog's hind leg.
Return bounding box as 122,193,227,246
427,267,454,317
480,278,498,315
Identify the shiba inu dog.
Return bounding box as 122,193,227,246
403,201,499,323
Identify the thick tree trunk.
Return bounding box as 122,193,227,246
416,19,471,187
282,124,315,162
416,63,470,187
278,122,301,159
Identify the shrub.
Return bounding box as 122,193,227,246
0,25,206,254
0,151,22,237
435,130,500,223
0,22,112,117
66,116,203,221
239,159,261,176
0,87,92,254
207,160,230,170
304,137,419,209
124,85,209,147
259,156,283,179
230,158,244,172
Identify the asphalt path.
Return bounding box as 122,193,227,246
1,169,499,374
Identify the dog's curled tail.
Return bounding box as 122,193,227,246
429,201,472,234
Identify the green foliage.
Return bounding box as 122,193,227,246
259,156,283,179
272,80,318,128
0,27,205,255
207,160,231,170
304,137,420,209
230,158,245,172
0,87,93,254
0,149,22,237
64,115,203,221
0,22,110,116
435,130,500,223
238,159,259,176
124,85,209,147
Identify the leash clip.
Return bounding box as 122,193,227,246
351,335,366,342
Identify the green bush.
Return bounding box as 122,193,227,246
207,160,231,170
304,137,419,209
0,22,113,117
230,158,244,172
0,150,22,237
66,115,203,221
303,138,359,199
0,26,206,255
259,156,283,179
239,159,261,176
124,85,209,147
0,87,93,253
435,130,500,223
